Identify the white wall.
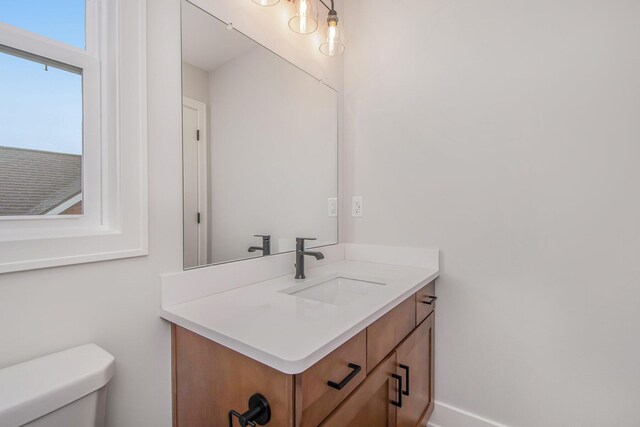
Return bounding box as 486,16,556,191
182,62,210,104
0,1,343,426
209,47,338,263
343,1,640,426
0,1,181,426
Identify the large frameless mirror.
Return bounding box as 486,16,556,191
181,1,338,269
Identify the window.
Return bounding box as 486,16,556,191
0,1,86,217
0,0,99,223
0,0,148,272
0,49,84,216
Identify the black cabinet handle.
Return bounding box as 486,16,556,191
391,374,403,407
228,394,271,427
399,364,410,396
421,295,438,305
327,363,361,390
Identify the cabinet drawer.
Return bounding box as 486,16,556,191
367,297,416,374
296,330,367,426
320,352,398,427
415,280,436,325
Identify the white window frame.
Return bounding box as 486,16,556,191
0,0,148,273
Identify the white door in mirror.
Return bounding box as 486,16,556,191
352,196,363,217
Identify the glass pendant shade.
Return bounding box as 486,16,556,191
251,0,280,5
319,16,345,56
289,0,319,35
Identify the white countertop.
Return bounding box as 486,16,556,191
161,258,438,374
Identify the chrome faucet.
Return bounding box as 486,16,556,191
295,237,325,279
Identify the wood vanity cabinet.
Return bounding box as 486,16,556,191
172,280,436,427
324,312,435,427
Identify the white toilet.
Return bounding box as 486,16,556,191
0,344,115,427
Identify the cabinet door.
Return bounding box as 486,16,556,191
173,326,295,427
321,353,399,427
396,313,435,427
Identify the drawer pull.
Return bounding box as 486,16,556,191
421,295,438,305
399,364,410,396
327,363,361,390
391,374,403,408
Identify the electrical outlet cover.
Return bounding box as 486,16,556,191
328,198,338,217
352,196,363,217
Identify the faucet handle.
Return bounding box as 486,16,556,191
254,234,271,239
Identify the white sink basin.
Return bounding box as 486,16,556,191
283,275,387,306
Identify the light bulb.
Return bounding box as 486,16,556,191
299,0,308,33
299,0,308,14
319,11,345,56
328,23,337,56
288,0,318,34
251,0,280,6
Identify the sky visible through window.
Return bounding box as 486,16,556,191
0,1,85,155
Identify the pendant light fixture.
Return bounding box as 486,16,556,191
319,4,345,56
250,0,345,56
251,0,280,5
288,0,319,35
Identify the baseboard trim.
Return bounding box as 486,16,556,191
427,401,509,427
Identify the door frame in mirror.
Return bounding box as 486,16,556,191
182,96,209,268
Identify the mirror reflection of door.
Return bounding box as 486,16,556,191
182,97,208,268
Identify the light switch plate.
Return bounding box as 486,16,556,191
328,198,338,217
352,196,363,217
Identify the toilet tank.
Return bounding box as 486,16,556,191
0,344,115,427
